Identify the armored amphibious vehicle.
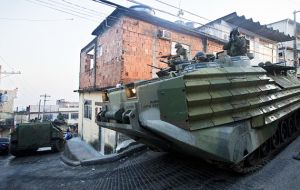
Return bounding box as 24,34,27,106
97,30,300,173
10,122,65,157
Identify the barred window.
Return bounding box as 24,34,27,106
84,100,92,119
71,113,79,119
62,114,69,119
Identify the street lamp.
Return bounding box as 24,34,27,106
293,10,300,67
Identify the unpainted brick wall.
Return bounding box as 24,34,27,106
207,40,223,54
79,51,94,89
79,16,224,89
121,16,204,83
95,19,124,88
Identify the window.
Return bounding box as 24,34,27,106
62,114,69,119
171,42,190,59
44,114,53,121
86,48,95,70
94,104,102,120
84,100,92,119
97,45,103,58
71,113,78,119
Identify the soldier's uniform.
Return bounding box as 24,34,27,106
167,43,188,66
175,43,188,61
223,28,247,56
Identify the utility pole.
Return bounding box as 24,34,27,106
37,99,41,120
0,70,21,81
293,10,300,67
40,94,50,122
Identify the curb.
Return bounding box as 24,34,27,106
60,153,81,166
81,144,147,166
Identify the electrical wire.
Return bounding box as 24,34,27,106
0,17,74,22
154,0,212,22
60,0,118,18
126,0,230,34
0,55,17,73
24,0,99,22
33,0,100,19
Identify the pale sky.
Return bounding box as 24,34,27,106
0,0,300,109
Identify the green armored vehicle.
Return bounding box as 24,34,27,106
97,29,300,173
10,122,65,157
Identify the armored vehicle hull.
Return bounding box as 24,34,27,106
97,56,300,172
10,122,65,157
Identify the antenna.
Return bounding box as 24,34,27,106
40,94,51,121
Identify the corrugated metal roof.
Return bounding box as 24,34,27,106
199,12,294,42
91,2,227,44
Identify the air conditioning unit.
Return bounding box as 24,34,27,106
157,29,171,40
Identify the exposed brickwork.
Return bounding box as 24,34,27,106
79,16,224,90
207,40,224,54
121,17,204,83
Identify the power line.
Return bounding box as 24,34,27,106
34,0,100,19
24,0,98,22
60,0,117,18
126,0,230,34
0,55,15,71
154,0,212,22
0,17,74,22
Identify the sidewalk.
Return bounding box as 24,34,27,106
61,137,146,166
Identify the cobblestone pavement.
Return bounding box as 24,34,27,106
1,137,300,190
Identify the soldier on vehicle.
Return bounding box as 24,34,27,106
160,43,188,67
173,43,188,61
223,27,247,56
192,51,208,63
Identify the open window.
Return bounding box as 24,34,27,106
87,48,95,70
171,42,190,59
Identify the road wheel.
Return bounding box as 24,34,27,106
245,149,260,167
294,112,300,131
271,128,281,149
52,139,65,152
288,117,296,135
9,143,25,157
260,139,271,157
280,121,288,143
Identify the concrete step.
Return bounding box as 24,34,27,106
61,137,146,166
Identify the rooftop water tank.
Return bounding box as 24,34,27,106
130,5,155,15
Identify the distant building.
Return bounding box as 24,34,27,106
0,88,17,137
198,12,292,65
15,99,79,125
267,19,299,67
77,4,227,155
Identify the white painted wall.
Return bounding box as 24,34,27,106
199,20,279,65
78,91,117,155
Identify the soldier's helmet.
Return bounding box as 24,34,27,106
230,28,240,38
195,51,206,59
175,43,182,48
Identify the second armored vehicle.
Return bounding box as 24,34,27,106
10,122,65,157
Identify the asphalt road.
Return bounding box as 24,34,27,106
1,137,300,190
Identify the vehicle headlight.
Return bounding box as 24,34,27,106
102,91,109,102
125,85,137,99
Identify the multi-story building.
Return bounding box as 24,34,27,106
78,5,227,155
0,88,17,137
15,99,79,126
267,19,299,67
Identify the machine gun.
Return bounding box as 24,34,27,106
149,55,191,78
